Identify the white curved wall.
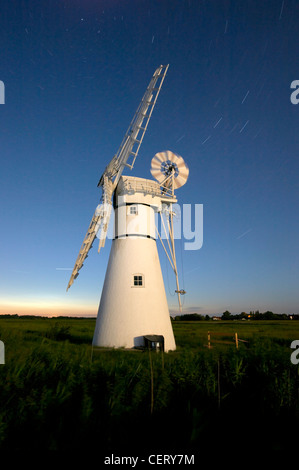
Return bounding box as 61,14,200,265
92,237,176,351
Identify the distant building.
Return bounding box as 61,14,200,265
212,316,221,321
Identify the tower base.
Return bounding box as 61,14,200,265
92,238,176,352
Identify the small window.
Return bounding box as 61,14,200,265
130,205,138,215
133,274,143,287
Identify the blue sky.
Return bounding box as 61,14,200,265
0,0,299,316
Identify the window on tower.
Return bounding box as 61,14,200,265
129,205,138,215
133,274,144,287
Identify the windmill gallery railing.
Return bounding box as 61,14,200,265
118,176,162,198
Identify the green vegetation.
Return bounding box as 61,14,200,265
173,310,299,321
0,316,299,458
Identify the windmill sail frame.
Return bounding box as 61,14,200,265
67,65,169,291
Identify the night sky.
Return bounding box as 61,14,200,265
1,0,299,317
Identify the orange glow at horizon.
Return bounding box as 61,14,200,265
0,300,97,317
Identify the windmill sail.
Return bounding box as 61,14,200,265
98,64,169,189
66,203,109,291
67,65,169,291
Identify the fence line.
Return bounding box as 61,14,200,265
207,331,249,349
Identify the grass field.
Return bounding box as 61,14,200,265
1,317,299,459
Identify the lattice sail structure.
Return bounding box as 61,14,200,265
67,65,169,291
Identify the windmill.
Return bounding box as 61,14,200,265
67,65,189,352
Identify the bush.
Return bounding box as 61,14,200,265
44,323,71,341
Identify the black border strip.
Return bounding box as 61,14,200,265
114,202,154,209
114,234,156,240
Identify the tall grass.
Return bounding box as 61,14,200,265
0,319,299,455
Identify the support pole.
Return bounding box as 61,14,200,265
149,348,154,415
168,169,182,313
218,358,221,410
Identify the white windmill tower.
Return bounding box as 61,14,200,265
67,65,189,352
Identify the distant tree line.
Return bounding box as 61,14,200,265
221,310,299,320
0,314,95,320
172,311,299,321
172,313,211,321
2,312,298,322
